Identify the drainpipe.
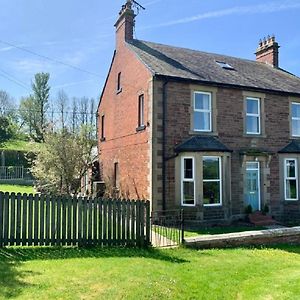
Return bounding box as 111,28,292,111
162,80,169,211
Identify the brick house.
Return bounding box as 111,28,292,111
98,1,300,223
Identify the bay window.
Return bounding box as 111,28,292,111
284,158,298,200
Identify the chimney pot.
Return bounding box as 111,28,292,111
255,35,280,68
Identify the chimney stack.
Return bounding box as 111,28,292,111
115,0,136,50
255,35,280,68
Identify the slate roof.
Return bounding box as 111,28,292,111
128,40,300,95
174,136,232,153
279,140,300,153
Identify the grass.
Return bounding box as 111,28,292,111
1,245,300,299
0,139,39,152
0,184,35,194
184,225,266,238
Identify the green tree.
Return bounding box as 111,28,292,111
0,116,14,145
31,126,95,194
19,73,50,142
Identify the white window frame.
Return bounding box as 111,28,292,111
246,97,261,135
291,102,300,137
194,91,212,132
284,158,298,201
203,156,222,207
181,157,196,207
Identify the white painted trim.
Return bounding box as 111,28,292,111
181,156,196,207
203,156,222,207
246,97,261,135
246,161,261,211
193,91,212,132
284,158,299,201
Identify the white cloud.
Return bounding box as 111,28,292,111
52,79,97,90
11,59,58,75
142,0,300,29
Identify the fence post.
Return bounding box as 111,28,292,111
181,209,184,244
145,201,150,247
0,192,3,247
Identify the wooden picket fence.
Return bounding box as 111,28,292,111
0,192,150,247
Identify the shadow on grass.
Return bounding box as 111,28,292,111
0,246,188,298
0,258,35,299
0,246,189,264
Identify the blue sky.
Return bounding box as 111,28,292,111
1,0,300,103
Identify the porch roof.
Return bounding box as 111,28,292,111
174,136,232,153
279,140,300,153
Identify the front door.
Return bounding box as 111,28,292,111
245,162,261,211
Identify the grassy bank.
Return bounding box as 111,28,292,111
0,184,35,194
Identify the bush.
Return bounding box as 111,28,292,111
245,205,253,215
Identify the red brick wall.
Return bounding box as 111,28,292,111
98,38,152,200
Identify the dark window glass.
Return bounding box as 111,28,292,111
114,162,119,188
138,95,144,127
183,182,194,205
203,182,220,205
101,115,105,139
184,158,193,179
117,72,121,91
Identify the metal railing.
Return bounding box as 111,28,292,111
151,210,184,247
0,166,32,180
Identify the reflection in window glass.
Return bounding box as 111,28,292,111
203,157,222,205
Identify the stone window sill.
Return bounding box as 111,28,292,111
136,125,146,132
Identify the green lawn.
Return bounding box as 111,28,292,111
1,245,300,299
0,184,35,194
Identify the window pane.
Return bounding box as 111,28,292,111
286,179,297,199
194,111,210,131
203,157,219,179
203,181,220,205
286,160,296,178
183,182,194,205
247,99,259,114
292,119,300,136
246,162,259,170
195,93,210,110
247,116,259,133
292,103,300,118
184,159,193,179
